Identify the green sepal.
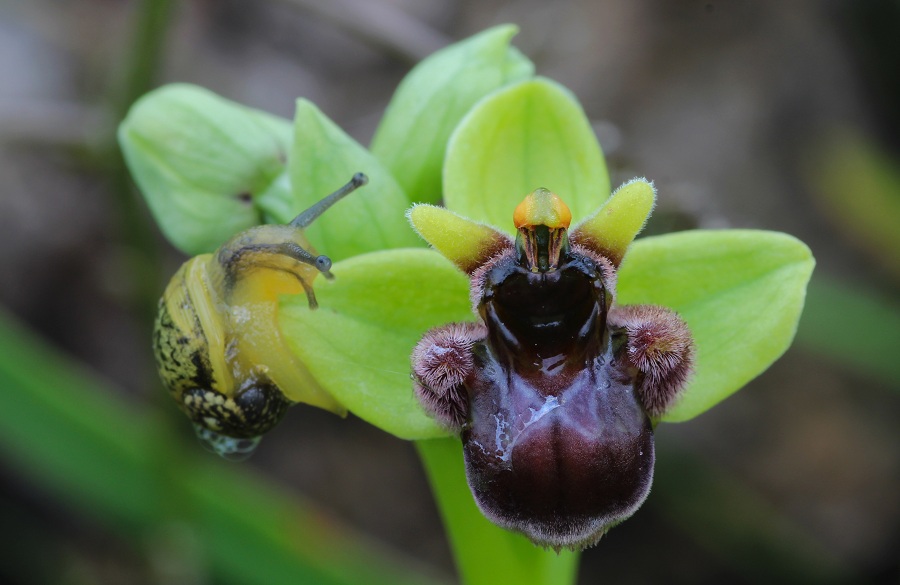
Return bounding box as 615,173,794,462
118,83,292,255
371,24,534,204
280,249,474,440
260,100,423,262
407,204,511,274
443,77,609,231
617,230,815,422
570,178,656,266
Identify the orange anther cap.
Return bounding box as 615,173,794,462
513,188,572,229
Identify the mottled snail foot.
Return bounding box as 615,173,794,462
193,424,262,461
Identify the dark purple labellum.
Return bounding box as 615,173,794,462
463,250,652,550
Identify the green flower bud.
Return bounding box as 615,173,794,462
119,84,292,254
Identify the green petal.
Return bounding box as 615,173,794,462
280,249,474,439
444,77,609,232
264,99,423,261
571,178,656,266
617,230,815,422
371,24,534,204
119,84,292,254
407,204,511,273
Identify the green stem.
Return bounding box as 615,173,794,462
0,309,446,585
416,438,580,585
116,0,177,113
108,0,177,326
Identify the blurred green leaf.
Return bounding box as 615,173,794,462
280,249,473,440
119,83,292,255
617,230,815,421
0,309,447,585
797,276,900,387
370,24,534,204
806,129,900,280
185,461,448,585
654,444,853,584
417,438,579,585
443,78,609,231
262,99,422,261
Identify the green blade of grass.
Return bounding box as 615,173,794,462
0,308,448,585
653,443,855,584
796,276,900,388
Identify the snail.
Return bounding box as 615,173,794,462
153,173,367,459
411,186,694,549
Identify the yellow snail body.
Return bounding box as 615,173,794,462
153,173,367,458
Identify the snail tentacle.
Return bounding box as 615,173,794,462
289,172,369,228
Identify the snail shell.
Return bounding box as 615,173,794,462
153,174,367,457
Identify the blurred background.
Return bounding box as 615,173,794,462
0,0,898,583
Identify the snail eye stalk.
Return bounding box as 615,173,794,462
290,172,368,228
